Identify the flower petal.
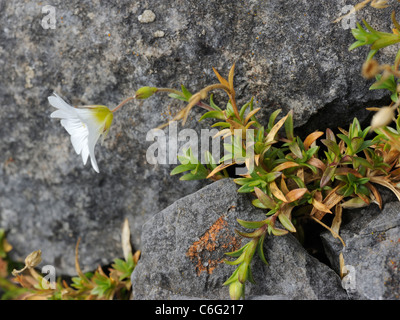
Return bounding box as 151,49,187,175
60,118,85,137
48,94,76,112
87,125,103,173
81,143,89,165
70,124,89,155
75,109,106,172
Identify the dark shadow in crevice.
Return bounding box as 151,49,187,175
294,96,390,138
294,215,335,268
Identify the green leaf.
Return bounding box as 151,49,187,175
0,229,9,258
337,184,355,197
357,184,370,196
168,93,189,102
179,164,208,180
278,214,296,232
288,175,306,189
234,177,255,186
268,109,282,130
239,97,254,120
225,101,235,118
237,219,267,229
300,162,318,174
264,171,282,183
170,164,197,175
237,262,249,283
270,226,289,236
288,141,303,159
306,146,319,158
337,134,353,152
320,164,337,188
284,111,294,141
223,268,239,286
357,177,370,185
219,153,234,163
181,84,192,100
257,233,268,265
237,184,255,193
350,137,363,154
235,228,265,238
347,173,357,184
370,74,397,93
177,147,198,165
91,273,115,299
371,34,400,50
191,163,208,175
252,199,267,209
204,151,218,171
111,253,135,281
199,110,226,121
211,122,231,128
321,139,341,157
254,187,276,209
225,243,250,258
256,126,265,143
352,156,373,169
349,118,361,138
355,140,375,154
366,49,378,61
247,266,256,284
209,94,222,111
224,255,245,266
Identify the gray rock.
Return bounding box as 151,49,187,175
131,179,348,300
0,0,396,275
321,202,400,300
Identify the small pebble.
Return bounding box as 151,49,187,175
138,10,156,23
153,30,165,38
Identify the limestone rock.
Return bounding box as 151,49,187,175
321,202,400,300
131,179,348,300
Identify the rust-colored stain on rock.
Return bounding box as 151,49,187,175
186,215,241,276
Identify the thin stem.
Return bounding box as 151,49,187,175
229,93,241,121
311,216,346,247
111,96,135,113
157,88,214,111
199,83,241,120
196,101,214,111
156,88,182,95
201,83,231,94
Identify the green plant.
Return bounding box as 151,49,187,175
0,220,139,300
133,62,400,299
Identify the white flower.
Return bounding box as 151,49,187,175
49,93,113,173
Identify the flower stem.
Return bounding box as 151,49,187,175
111,96,135,113
156,88,182,95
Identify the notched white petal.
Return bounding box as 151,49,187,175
48,94,75,112
87,124,104,173
81,144,89,165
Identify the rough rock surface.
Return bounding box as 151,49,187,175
0,1,398,275
321,201,400,300
131,179,348,300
